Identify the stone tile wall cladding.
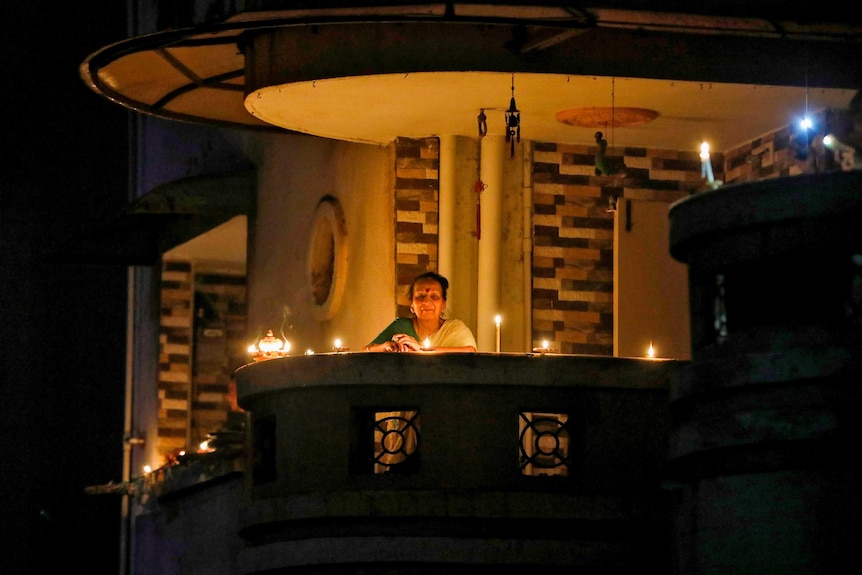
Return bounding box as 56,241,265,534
158,260,247,463
192,273,248,445
159,260,194,460
532,142,704,354
395,137,441,317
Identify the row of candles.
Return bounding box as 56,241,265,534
249,324,658,360
250,316,511,359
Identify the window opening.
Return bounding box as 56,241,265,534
372,410,420,475
519,411,570,477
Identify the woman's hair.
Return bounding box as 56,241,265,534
407,271,449,301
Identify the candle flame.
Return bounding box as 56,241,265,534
700,141,710,159
648,341,655,358
334,338,342,349
542,340,548,349
424,337,431,349
494,314,502,326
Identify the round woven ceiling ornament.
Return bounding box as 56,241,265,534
555,107,659,128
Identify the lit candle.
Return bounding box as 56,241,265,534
531,340,552,354
700,141,715,183
304,348,315,356
495,314,502,353
647,340,656,358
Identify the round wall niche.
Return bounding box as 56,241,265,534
308,196,347,320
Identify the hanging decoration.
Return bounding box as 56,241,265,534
592,78,627,176
474,108,488,239
474,178,487,240
504,74,520,157
477,109,487,138
594,130,610,175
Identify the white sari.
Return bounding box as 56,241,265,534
427,319,477,350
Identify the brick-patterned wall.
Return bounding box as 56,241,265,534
531,142,704,355
158,261,247,463
159,260,194,461
394,137,440,316
191,273,247,447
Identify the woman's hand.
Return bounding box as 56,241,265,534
364,341,399,352
391,334,420,352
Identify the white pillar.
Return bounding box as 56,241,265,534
438,135,479,331
438,135,457,284
476,136,505,352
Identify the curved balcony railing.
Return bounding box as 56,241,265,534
233,352,682,572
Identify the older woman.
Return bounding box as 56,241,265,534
364,271,477,353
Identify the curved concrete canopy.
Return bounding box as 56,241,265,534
244,71,854,149
80,3,862,150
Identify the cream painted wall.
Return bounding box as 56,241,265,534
499,141,530,353
247,133,395,354
615,199,691,360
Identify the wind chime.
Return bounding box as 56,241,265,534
505,73,521,158
474,74,521,239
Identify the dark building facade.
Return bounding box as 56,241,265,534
75,3,862,574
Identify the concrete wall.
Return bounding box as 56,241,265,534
246,133,395,353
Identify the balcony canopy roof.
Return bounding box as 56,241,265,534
80,2,862,151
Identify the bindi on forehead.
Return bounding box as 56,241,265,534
413,281,443,300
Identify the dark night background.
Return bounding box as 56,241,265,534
2,3,131,573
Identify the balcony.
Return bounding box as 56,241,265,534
231,352,682,572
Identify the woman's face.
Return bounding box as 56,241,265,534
412,279,446,320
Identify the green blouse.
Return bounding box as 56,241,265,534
369,317,418,344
